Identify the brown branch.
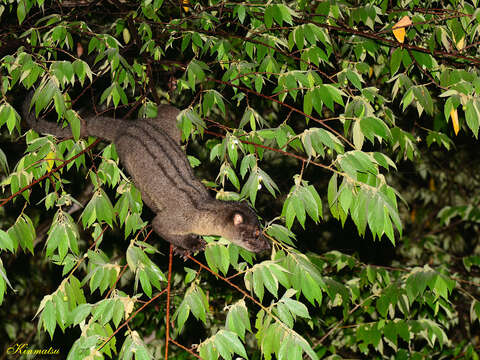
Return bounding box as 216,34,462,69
308,20,480,66
169,339,203,360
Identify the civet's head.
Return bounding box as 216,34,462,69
221,202,271,253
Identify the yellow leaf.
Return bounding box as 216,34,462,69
393,28,405,43
122,28,131,44
392,16,412,43
46,151,56,172
182,0,189,12
456,36,465,50
450,108,459,135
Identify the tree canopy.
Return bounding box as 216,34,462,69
1,0,480,359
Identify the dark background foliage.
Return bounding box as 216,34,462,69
0,0,480,359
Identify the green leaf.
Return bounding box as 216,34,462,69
264,6,273,28
0,230,14,253
411,50,436,70
138,269,152,297
266,224,296,246
42,298,56,339
17,0,26,24
8,215,35,254
276,4,294,25
321,84,345,110
390,48,404,75
413,86,434,115
304,24,317,45
35,81,58,116
186,285,208,323
255,75,264,94
338,182,353,214
215,330,248,360
465,100,480,137
261,265,279,298
187,60,207,91
240,170,259,206
345,69,363,90
205,243,230,275
368,194,385,239
360,116,392,144
275,302,293,327
198,339,219,360
227,136,239,167
0,146,8,174
406,268,431,302
174,301,190,333
251,266,265,302
72,304,92,325
357,323,381,348
236,5,246,23
93,189,116,227
283,298,310,319
401,88,415,111
226,300,251,341
301,186,320,222
0,104,18,134
294,26,304,50
0,259,13,305
292,191,306,228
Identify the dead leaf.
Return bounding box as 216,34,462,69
392,16,412,43
450,108,459,135
76,42,83,57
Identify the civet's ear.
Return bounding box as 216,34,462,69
233,212,244,226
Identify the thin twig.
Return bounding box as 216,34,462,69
169,339,203,359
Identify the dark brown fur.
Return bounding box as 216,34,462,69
22,93,271,255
